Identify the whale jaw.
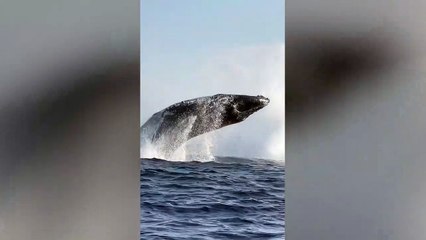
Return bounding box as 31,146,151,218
221,94,270,124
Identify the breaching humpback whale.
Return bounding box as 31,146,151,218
140,94,270,158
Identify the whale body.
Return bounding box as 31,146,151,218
140,94,270,158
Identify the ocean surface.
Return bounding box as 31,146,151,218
140,156,285,240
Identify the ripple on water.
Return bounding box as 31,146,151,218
140,156,285,240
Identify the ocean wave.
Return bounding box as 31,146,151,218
141,156,285,239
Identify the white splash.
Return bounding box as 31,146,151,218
182,134,216,162
141,115,198,161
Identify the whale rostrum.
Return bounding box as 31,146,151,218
140,94,270,158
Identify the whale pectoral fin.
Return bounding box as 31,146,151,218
153,114,198,157
151,102,197,141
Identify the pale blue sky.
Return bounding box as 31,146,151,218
140,0,284,77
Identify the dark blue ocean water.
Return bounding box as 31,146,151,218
140,156,285,240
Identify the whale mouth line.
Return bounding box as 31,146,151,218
239,103,268,115
235,96,270,113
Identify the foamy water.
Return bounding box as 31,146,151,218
141,111,218,162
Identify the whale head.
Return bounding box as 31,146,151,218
213,94,270,126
